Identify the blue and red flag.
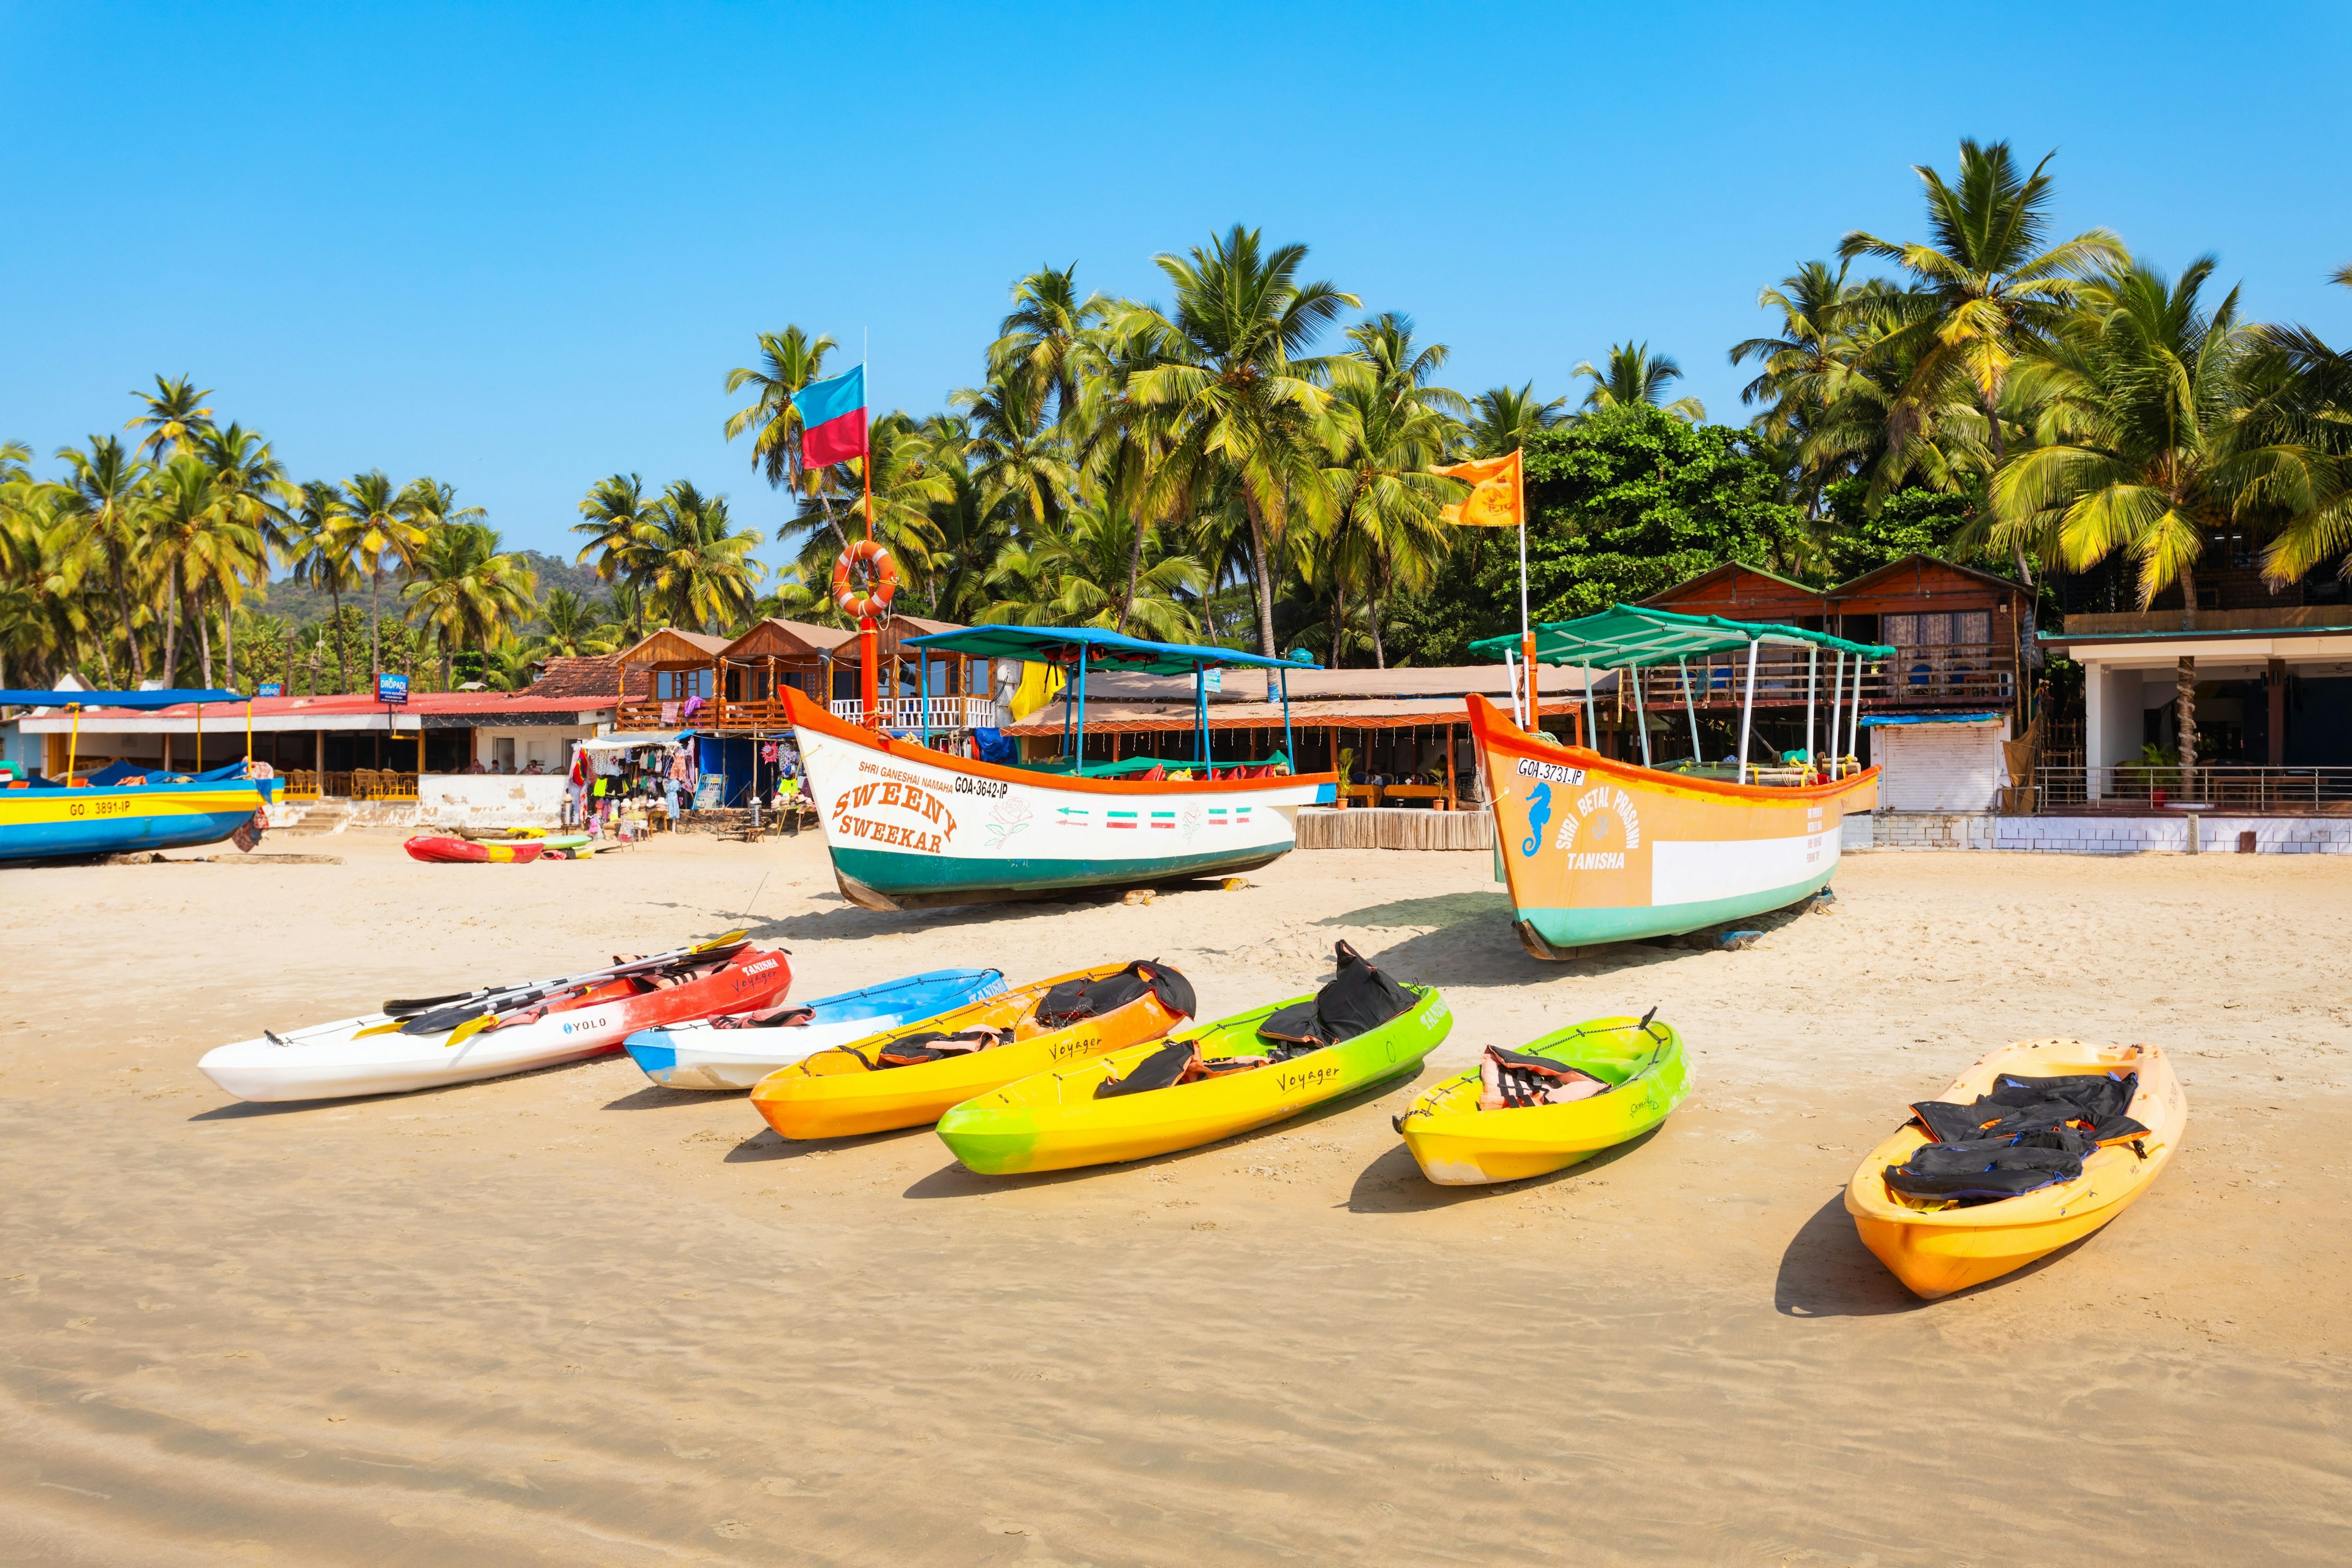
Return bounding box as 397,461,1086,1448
792,365,867,468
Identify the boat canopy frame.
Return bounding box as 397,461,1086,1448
902,625,1320,776
1469,605,1896,786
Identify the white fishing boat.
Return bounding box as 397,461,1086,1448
785,627,1336,910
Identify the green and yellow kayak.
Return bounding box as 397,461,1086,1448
1396,1014,1687,1185
936,986,1452,1175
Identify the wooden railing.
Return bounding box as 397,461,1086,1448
1632,644,2015,710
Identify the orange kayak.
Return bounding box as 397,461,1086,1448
748,961,1190,1139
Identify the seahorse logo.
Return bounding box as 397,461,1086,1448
1521,780,1552,857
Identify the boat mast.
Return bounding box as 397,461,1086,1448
1736,638,1758,785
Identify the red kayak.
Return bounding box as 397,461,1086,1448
405,835,543,864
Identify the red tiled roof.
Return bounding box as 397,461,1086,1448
526,655,623,699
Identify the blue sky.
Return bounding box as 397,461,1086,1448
4,2,2348,578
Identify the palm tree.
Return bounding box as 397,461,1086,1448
989,264,1107,424
982,500,1205,641
125,375,215,462
53,435,154,682
2250,266,2352,586
404,522,538,689
1841,139,2126,578
1116,224,1357,683
195,424,296,687
145,456,259,685
333,470,426,687
575,472,657,585
1992,257,2286,781
639,481,764,633
536,587,616,657
285,481,358,691
951,372,1076,530
723,326,840,493
1463,383,1567,459
1572,342,1705,422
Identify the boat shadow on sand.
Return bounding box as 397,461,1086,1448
1325,892,1833,989
892,1064,1436,1200
1771,1191,2101,1317
1342,1124,1666,1214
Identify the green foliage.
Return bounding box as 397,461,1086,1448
1386,407,1807,665
1820,479,1982,579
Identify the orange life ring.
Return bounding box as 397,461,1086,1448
831,539,899,620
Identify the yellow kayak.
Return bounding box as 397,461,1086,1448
1395,1014,1687,1185
1844,1038,2187,1299
937,949,1449,1175
748,960,1190,1140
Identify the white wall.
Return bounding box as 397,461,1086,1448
420,774,570,827
2085,665,2144,793
470,725,590,775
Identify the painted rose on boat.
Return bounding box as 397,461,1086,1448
984,796,1033,851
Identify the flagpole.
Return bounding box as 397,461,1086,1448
859,344,879,728
1515,450,1534,731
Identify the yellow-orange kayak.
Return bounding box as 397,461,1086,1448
1396,1014,1686,1186
748,962,1188,1139
1844,1038,2187,1299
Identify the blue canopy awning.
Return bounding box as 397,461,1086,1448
0,688,245,710
902,625,1319,677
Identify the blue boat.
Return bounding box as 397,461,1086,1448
0,689,283,863
624,966,1008,1090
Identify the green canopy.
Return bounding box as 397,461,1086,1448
1469,605,1893,669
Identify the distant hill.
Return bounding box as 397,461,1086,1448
252,550,614,633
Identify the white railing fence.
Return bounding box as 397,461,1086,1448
827,695,1000,731
2031,764,2352,812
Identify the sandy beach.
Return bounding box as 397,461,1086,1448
2,833,2346,1564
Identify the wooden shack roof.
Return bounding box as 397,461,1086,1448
718,618,854,661
1642,561,1826,616
614,628,731,668
1828,554,2024,611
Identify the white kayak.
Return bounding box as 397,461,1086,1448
199,941,793,1102
623,966,1006,1091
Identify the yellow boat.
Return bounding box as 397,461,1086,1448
1395,1014,1687,1186
748,961,1189,1140
1844,1038,2187,1299
936,984,1451,1175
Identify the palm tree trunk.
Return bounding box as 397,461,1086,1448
2176,655,2198,798
1118,515,1147,635
368,569,382,687
1242,497,1280,697
329,587,349,692
223,603,236,690
160,568,183,687
198,604,214,687
1327,584,1344,670
1371,592,1387,669
115,584,141,684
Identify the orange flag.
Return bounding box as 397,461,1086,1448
1432,448,1523,528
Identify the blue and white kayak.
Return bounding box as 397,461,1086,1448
623,967,1007,1090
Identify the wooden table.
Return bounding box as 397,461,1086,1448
1382,784,1454,810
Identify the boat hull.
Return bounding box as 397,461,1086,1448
1844,1038,2186,1299
0,778,278,862
1398,1015,1687,1185
1466,694,1877,953
198,946,793,1102
937,987,1451,1175
782,688,1333,907
624,967,1008,1090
